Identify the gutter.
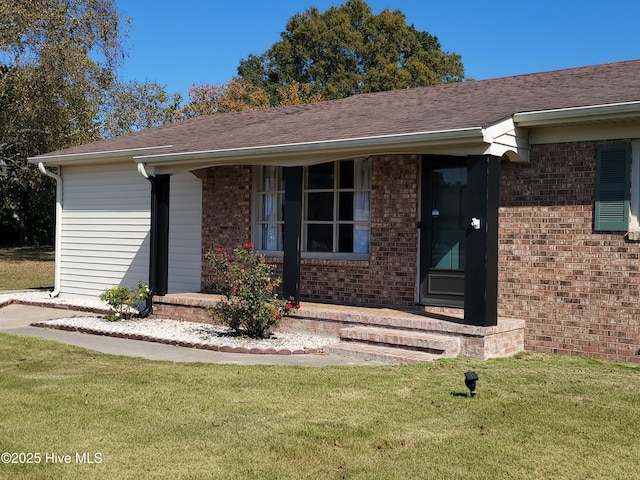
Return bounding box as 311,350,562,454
27,128,493,171
28,145,173,166
37,162,62,297
137,162,153,318
514,101,640,127
133,128,486,168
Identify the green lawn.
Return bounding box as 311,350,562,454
1,334,639,479
0,246,54,291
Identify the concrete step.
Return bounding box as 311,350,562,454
338,326,460,357
323,342,442,365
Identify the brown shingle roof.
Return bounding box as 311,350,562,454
39,59,640,158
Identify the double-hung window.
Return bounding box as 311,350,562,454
254,159,371,258
304,158,370,256
255,166,284,251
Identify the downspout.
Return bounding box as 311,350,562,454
137,162,154,317
37,162,62,297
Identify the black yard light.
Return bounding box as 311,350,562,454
464,371,478,397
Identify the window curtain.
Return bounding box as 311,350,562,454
262,166,278,250
353,158,370,254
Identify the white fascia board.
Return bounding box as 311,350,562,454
513,101,640,127
134,128,486,169
28,145,173,166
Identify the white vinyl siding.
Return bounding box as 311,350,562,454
59,164,151,300
58,166,203,300
168,173,202,292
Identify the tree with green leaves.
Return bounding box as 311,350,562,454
101,80,183,138
0,0,180,245
237,0,464,103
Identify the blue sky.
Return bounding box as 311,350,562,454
118,0,640,100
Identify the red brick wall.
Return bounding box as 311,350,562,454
199,146,640,362
299,155,419,306
499,140,640,362
200,155,419,307
201,165,252,288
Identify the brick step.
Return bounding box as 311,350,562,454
338,326,460,357
323,343,442,365
152,294,526,360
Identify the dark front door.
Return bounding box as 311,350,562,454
419,156,467,306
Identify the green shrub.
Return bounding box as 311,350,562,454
100,281,150,322
206,243,299,338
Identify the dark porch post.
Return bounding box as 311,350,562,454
464,155,500,327
149,174,170,296
282,166,302,302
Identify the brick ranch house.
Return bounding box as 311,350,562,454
32,60,640,362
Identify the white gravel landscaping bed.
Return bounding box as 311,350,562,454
0,290,109,311
1,291,339,354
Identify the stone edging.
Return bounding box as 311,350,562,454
2,298,111,315
28,322,324,355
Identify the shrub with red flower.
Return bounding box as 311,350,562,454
206,244,299,338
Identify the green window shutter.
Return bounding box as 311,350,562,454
595,144,631,232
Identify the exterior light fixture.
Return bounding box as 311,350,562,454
464,371,478,397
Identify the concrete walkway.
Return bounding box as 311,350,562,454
0,303,382,366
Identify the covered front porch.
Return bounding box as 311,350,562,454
150,293,525,363
133,121,526,347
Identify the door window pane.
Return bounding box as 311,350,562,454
430,167,466,271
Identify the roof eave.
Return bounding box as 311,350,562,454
134,128,487,170
28,145,173,166
513,101,640,127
